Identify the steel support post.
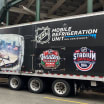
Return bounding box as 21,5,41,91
36,0,40,21
6,10,9,25
5,0,9,25
8,0,23,7
87,0,93,13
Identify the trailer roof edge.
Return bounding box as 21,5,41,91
1,11,104,29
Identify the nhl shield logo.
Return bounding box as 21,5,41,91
35,26,51,44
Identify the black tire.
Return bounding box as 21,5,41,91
52,79,71,97
28,77,44,93
8,76,22,90
71,82,77,96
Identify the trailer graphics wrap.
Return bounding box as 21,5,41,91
35,25,98,45
1,12,104,81
0,34,24,71
73,47,96,71
40,49,60,69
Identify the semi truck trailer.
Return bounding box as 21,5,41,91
0,11,104,97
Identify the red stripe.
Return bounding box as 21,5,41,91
76,75,80,77
76,64,93,71
46,73,48,75
99,76,103,78
83,75,87,77
69,74,73,76
51,73,54,75
91,76,95,78
1,70,104,80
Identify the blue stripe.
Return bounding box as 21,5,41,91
64,34,96,39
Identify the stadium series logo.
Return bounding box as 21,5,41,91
35,26,51,44
73,47,96,71
40,49,60,69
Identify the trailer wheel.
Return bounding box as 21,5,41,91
52,79,71,97
9,76,22,90
28,77,44,93
71,82,77,96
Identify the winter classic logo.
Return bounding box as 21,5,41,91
40,49,60,69
73,47,96,71
35,26,51,44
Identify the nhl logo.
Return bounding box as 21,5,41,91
35,26,51,44
40,49,60,69
73,47,96,71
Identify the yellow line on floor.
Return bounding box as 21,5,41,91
44,97,88,104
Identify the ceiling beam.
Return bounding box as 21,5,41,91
10,7,30,15
68,2,101,16
80,2,101,14
48,0,65,16
94,2,102,9
99,0,104,8
10,6,60,19
14,0,35,24
69,1,87,15
22,6,60,19
22,6,35,16
8,0,24,8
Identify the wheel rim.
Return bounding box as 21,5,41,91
54,82,67,95
30,79,40,91
10,78,19,88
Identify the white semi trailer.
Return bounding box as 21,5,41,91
0,12,104,97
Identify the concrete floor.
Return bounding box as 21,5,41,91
0,83,104,104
